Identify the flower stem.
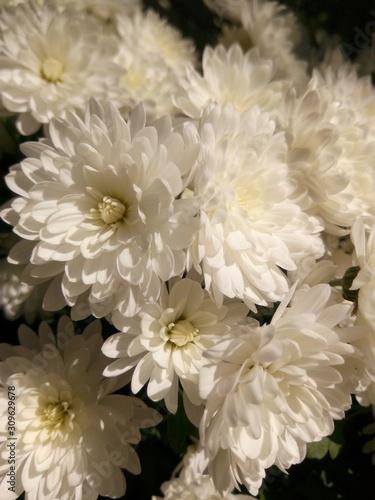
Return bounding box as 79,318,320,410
329,279,344,287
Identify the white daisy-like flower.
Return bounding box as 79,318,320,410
348,220,375,396
274,82,355,235
188,102,324,311
114,9,197,119
154,475,245,500
1,99,201,320
0,259,60,323
315,49,375,134
308,52,375,226
0,233,63,323
0,3,124,134
198,284,363,496
174,44,290,120
0,257,32,319
60,0,141,24
0,315,161,500
216,0,307,89
202,0,243,20
117,9,196,76
350,219,375,329
103,277,248,414
0,0,141,20
153,444,255,500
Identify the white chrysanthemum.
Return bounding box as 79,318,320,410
0,0,140,20
0,316,161,500
117,9,196,75
154,475,246,500
350,220,375,329
153,444,255,500
0,233,62,323
0,258,33,319
215,0,307,88
114,9,196,119
0,259,61,323
274,83,357,235
0,3,124,134
348,220,375,396
188,102,324,311
315,50,375,134
198,284,362,496
1,99,200,320
103,278,248,414
307,52,375,225
174,44,290,120
114,45,179,119
60,0,141,24
202,0,243,19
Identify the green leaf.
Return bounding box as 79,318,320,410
167,394,189,454
328,439,342,459
306,437,330,459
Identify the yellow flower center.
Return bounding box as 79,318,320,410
167,320,200,347
97,196,127,225
235,179,263,213
40,58,64,83
42,400,73,429
122,64,148,92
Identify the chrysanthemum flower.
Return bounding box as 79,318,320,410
0,316,161,500
174,44,289,119
0,0,140,21
60,0,141,24
198,284,363,496
0,259,58,323
117,9,196,75
349,220,375,327
154,475,246,500
0,3,124,134
114,9,196,119
0,233,61,323
1,99,200,320
348,220,375,395
103,278,248,414
315,50,375,135
308,52,375,226
153,444,255,500
275,83,356,235
202,0,243,19
188,102,324,311
213,0,308,88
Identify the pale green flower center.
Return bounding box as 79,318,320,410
42,400,73,429
98,196,127,225
167,320,200,347
40,58,64,83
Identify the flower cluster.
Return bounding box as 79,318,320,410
0,316,161,499
0,0,374,499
